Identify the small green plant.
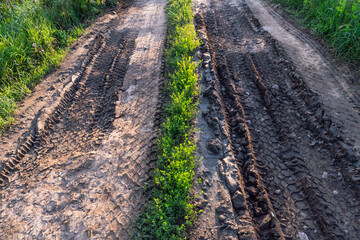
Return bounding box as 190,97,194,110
135,0,200,238
0,0,117,132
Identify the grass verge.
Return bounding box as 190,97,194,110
135,0,200,239
0,0,117,131
270,0,360,64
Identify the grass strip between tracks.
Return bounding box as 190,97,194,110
136,0,200,239
270,0,360,65
0,0,117,132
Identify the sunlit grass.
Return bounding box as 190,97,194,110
271,0,360,64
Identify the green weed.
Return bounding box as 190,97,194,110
135,0,200,238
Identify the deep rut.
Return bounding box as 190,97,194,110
0,0,166,238
191,0,360,239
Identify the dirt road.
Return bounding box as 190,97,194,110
0,0,166,238
0,0,359,239
191,0,360,239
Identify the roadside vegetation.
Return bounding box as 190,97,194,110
135,0,200,238
0,0,117,131
271,0,360,64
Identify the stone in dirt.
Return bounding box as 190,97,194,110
231,190,246,210
207,138,222,154
296,232,309,240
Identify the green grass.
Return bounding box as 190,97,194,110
135,0,200,238
271,0,360,64
0,0,117,131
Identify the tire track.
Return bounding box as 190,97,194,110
0,0,167,238
0,32,107,188
191,0,360,239
246,0,360,156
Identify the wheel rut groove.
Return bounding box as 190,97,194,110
191,0,360,239
0,0,167,238
0,31,123,187
246,0,360,155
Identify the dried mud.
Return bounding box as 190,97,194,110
191,0,360,239
0,0,166,238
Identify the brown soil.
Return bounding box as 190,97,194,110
190,0,360,239
0,0,166,238
0,0,359,239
